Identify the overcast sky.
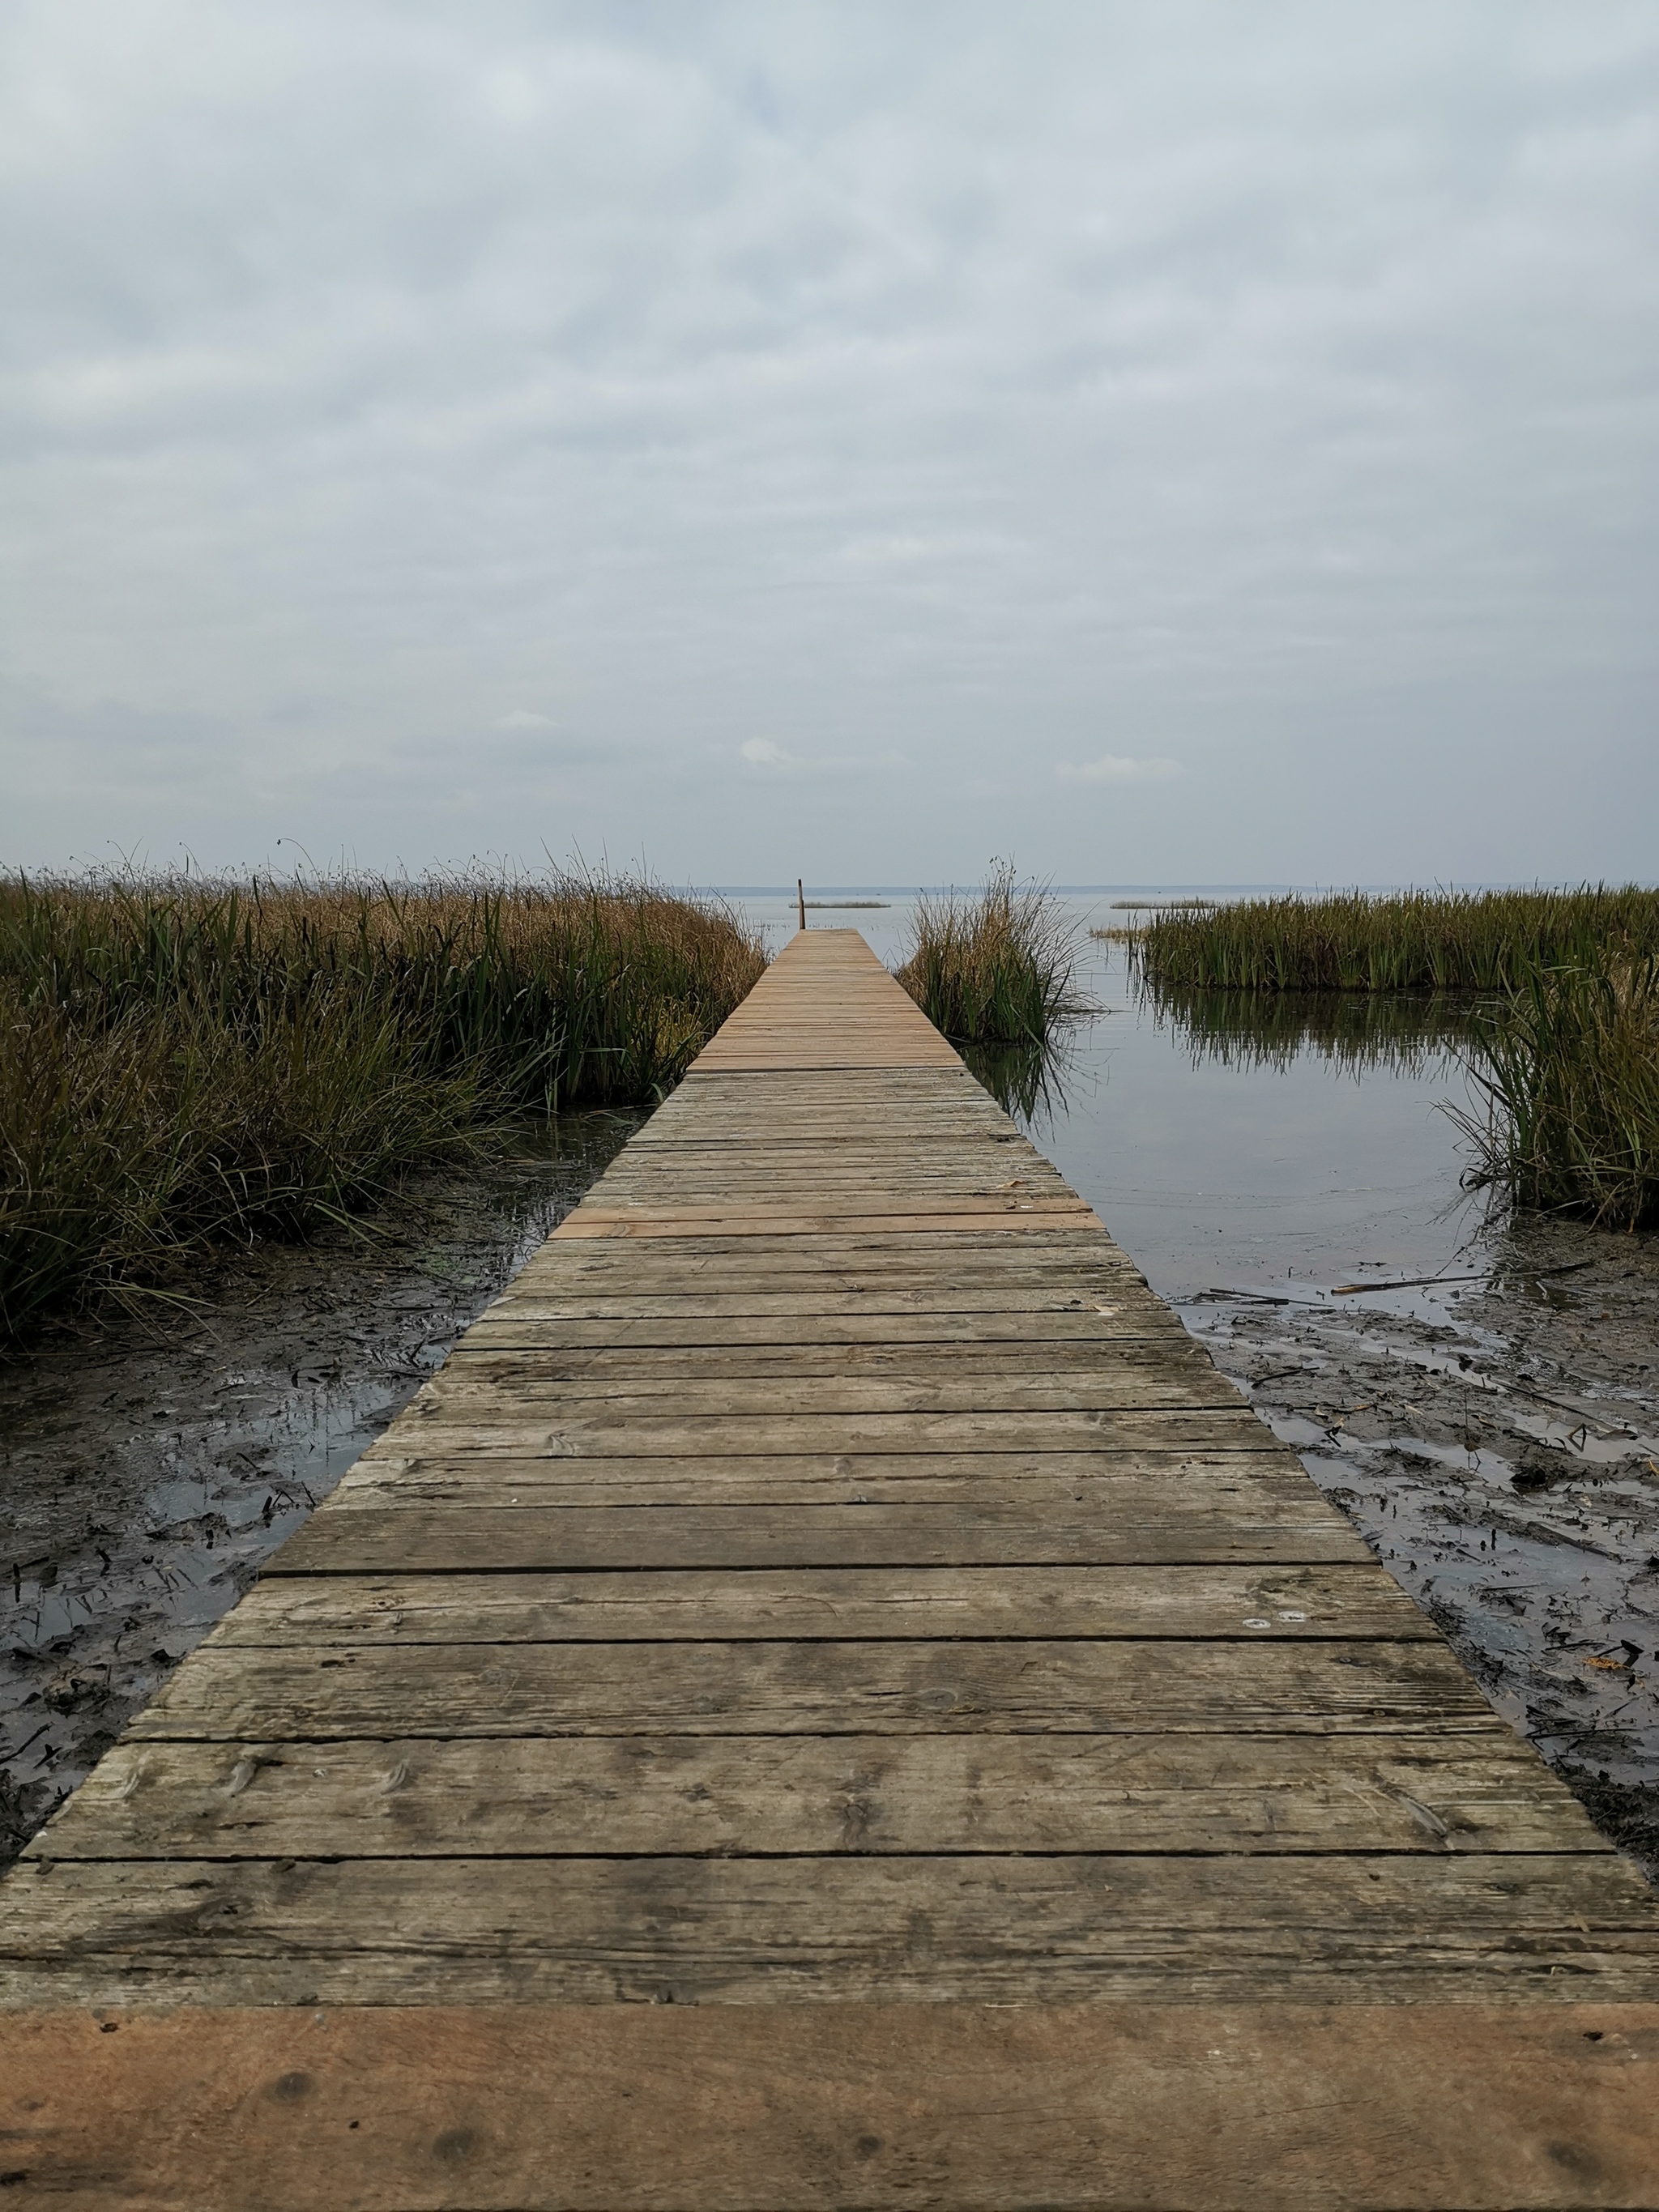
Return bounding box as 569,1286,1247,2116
3,2,1656,887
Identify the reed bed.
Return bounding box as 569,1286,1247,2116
0,870,765,1345
894,864,1090,1045
1137,887,1659,994
1451,955,1659,1233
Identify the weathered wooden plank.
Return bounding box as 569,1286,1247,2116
373,1407,1277,1457
552,1207,1105,1239
497,1275,1152,1311
320,1464,1354,1530
334,1446,1329,1494
7,2002,1659,2212
475,1289,1166,1323
207,1566,1433,1654
515,1160,1114,1191
515,1232,1141,1260
608,1163,1059,1177
582,1185,1093,1212
5,1856,1655,2009
123,1638,1491,1741
410,1366,1246,1416
569,1178,1089,1203
207,1564,1431,1645
36,1731,1602,1861
595,1161,1077,1186
498,1270,1151,1305
464,1309,1191,1348
503,1268,1150,1302
635,1124,1034,1145
456,1307,1203,1347
271,1498,1377,1572
575,1199,1098,1224
442,1340,1217,1381
511,1227,1141,1263
506,1269,1150,1300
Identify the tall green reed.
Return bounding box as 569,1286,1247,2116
0,870,762,1106
1137,887,1659,995
895,863,1090,1045
1451,954,1659,1233
0,869,766,1345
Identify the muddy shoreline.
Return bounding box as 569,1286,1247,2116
1185,1213,1659,1876
1,1112,637,1858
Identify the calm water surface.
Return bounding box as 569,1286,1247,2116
740,886,1484,1300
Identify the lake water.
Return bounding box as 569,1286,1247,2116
732,886,1488,1305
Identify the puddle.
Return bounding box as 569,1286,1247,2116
1,1111,638,1859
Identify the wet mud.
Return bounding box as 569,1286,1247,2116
1183,1216,1659,1877
0,1113,637,1862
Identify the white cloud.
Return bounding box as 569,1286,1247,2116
740,737,798,768
1058,754,1184,785
494,709,556,731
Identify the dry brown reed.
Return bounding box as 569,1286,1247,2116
894,863,1090,1044
0,868,766,1345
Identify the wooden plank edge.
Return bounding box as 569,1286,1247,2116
552,1221,1110,1238
2,2001,1657,2209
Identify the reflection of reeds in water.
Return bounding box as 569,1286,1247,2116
1148,957,1659,1234
1139,975,1483,1077
958,1036,1073,1123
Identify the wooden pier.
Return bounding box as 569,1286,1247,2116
3,930,1657,2207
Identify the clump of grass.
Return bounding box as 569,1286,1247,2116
1451,955,1659,1232
895,863,1089,1044
1137,887,1659,994
0,867,766,1345
1107,897,1220,912
0,985,484,1336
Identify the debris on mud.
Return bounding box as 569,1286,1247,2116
1559,1767,1659,1883
1184,1213,1659,1879
0,1114,634,1863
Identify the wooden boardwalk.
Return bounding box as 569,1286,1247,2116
3,929,1657,2207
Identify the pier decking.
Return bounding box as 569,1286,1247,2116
3,930,1657,2207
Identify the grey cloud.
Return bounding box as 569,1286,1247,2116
2,1,1657,884
1059,755,1184,786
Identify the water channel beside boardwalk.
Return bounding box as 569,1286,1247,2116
3,889,1656,1874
